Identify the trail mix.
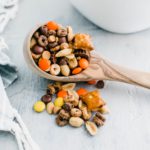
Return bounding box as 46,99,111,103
30,21,94,76
33,80,108,136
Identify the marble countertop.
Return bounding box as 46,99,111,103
1,0,150,149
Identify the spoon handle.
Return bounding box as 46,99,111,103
98,57,150,89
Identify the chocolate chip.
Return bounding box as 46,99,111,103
96,80,104,89
41,94,52,104
32,45,44,54
58,37,67,44
57,28,67,37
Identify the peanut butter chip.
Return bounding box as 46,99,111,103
73,33,94,51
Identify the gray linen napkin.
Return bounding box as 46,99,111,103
0,37,17,87
0,37,40,150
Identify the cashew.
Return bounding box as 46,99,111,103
82,107,92,120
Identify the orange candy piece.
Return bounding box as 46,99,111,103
72,67,82,75
57,90,68,98
38,58,50,71
76,88,88,96
79,58,89,69
47,21,59,30
81,90,105,110
87,80,97,85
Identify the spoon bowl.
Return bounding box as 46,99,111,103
23,24,94,82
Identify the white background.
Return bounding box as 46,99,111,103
1,0,150,149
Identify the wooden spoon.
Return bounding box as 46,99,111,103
23,25,150,89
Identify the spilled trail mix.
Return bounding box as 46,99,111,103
33,80,109,136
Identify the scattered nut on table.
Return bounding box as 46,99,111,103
69,117,84,127
85,121,97,136
33,80,108,136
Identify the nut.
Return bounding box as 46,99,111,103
38,35,48,47
62,103,73,112
69,117,84,127
48,35,56,43
98,105,109,114
68,57,78,69
41,94,52,104
47,84,56,95
50,64,61,76
78,100,86,110
30,38,37,49
33,100,45,113
60,65,70,76
95,112,106,122
42,51,51,59
82,107,92,120
92,116,104,127
56,116,68,126
62,83,76,91
85,121,97,136
60,43,69,49
65,54,75,59
68,90,79,101
53,106,61,114
46,102,54,114
67,26,74,42
64,90,79,106
56,49,72,57
59,109,70,120
71,108,82,117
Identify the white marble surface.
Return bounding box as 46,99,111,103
1,0,150,150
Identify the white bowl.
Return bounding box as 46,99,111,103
70,0,150,33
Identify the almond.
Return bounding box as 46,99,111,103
55,49,72,57
68,57,78,69
60,65,70,76
67,26,74,42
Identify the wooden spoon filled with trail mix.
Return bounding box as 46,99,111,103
24,21,150,89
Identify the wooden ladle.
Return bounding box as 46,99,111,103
23,25,150,89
